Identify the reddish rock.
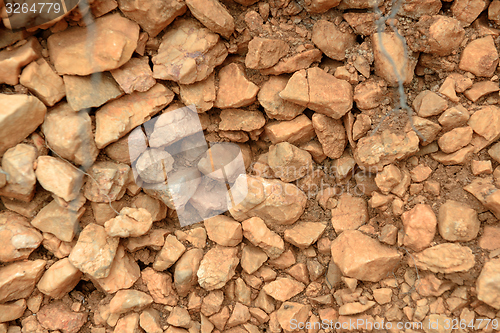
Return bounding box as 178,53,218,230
459,36,499,77
179,73,216,112
312,19,355,60
258,76,305,120
268,142,313,182
142,267,178,306
204,215,242,247
438,200,480,242
264,114,316,145
215,63,259,109
479,226,500,250
312,113,347,159
413,243,475,273
246,38,289,69
0,37,42,85
331,194,369,233
477,259,500,309
263,278,305,302
410,16,464,56
219,109,265,132
401,204,437,252
110,56,156,94
37,258,82,299
37,302,87,333
260,49,323,75
242,217,285,259
451,0,489,26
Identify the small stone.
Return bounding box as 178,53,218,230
375,164,402,194
263,278,305,302
438,200,479,242
312,113,347,159
373,288,392,304
197,245,239,290
469,105,500,145
353,78,386,110
479,226,500,250
241,245,268,274
464,81,500,102
0,299,26,323
245,38,289,69
470,160,492,176
260,49,323,75
179,73,215,112
257,76,306,120
339,301,376,315
431,145,475,165
305,0,341,12
140,308,163,333
410,164,432,182
174,249,204,297
438,127,473,154
0,211,42,263
284,222,326,249
0,37,42,85
410,15,464,56
218,109,266,132
379,224,398,245
154,234,186,271
413,243,475,273
110,290,153,314
452,0,489,26
167,307,191,328
0,260,46,303
331,194,369,233
215,63,259,109
416,273,455,297
477,259,500,310
343,12,376,35
241,217,285,259
264,114,316,145
204,215,242,247
114,313,141,333
459,36,499,77
37,302,87,333
111,56,156,94
439,77,459,102
413,90,448,117
83,161,131,203
19,58,65,106
401,204,437,252
226,302,251,328
104,207,153,238
312,19,355,60
31,200,83,243
352,114,372,140
141,268,178,306
275,302,310,332
37,258,82,299
186,0,234,38
268,142,313,182
35,156,83,202
438,105,470,129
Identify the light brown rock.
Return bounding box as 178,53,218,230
83,161,131,203
186,0,234,38
174,248,204,297
263,278,305,302
31,200,83,243
305,0,341,12
219,109,265,132
215,63,259,109
438,200,479,242
241,245,267,274
312,20,356,60
110,56,156,95
0,144,37,202
197,246,239,290
477,259,500,309
141,268,178,306
179,73,215,112
110,290,153,314
246,38,289,69
0,37,42,85
452,0,489,26
331,194,369,233
431,145,475,165
114,313,141,333
37,258,82,299
437,127,473,154
353,78,386,110
410,15,464,56
276,302,310,332
264,114,316,145
0,259,46,303
140,308,163,333
413,243,475,273
438,105,470,129
260,49,323,75
375,164,402,194
0,211,42,263
464,81,500,102
339,301,376,315
459,36,499,77
413,90,448,118
257,75,307,120
37,302,87,333
479,226,500,250
104,207,153,238
241,217,285,259
35,156,83,202
343,12,377,35
19,58,65,106
312,113,347,159
268,142,313,182
204,215,242,247
154,234,186,271
0,299,26,323
401,204,437,252
93,245,140,293
469,105,500,148
284,222,326,249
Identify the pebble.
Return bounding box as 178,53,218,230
263,277,305,302
0,299,26,323
245,37,289,69
413,90,448,117
438,200,480,242
283,222,326,249
401,204,437,252
476,259,500,309
437,126,473,154
110,56,157,94
110,289,153,314
312,19,355,60
174,249,204,297
331,194,369,233
19,58,65,106
95,245,140,293
312,113,347,159
410,15,464,56
459,35,499,77
438,105,470,129
104,207,153,238
0,37,42,85
268,142,313,182
241,217,285,259
204,215,242,247
275,302,310,332
83,161,131,203
413,243,475,273
257,76,306,120
0,211,42,262
0,259,46,303
264,114,316,145
241,244,268,274
479,226,500,250
141,267,178,306
197,245,239,290
215,63,259,109
35,156,83,202
37,258,82,299
218,109,266,132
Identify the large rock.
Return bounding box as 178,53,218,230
331,194,369,233
186,0,234,38
438,200,480,242
413,243,475,273
0,37,42,85
110,56,157,94
0,144,37,201
0,259,46,303
19,58,66,107
31,200,84,243
37,258,82,299
242,217,285,259
258,76,306,120
229,175,307,225
37,302,87,333
0,94,46,156
459,36,499,77
204,215,243,247
245,37,289,69
0,211,42,262
401,204,437,252
476,259,500,309
330,230,402,282
409,16,464,56
94,245,140,293
197,246,239,290
35,156,84,202
47,14,140,75
104,207,153,238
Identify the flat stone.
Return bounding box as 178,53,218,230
464,177,500,219
452,0,489,26
83,161,131,203
110,56,156,94
19,58,65,106
0,259,46,303
353,78,386,110
464,81,500,102
245,37,289,69
186,0,234,38
140,308,163,333
479,226,500,250
476,259,500,309
37,302,87,333
413,90,448,118
241,244,267,274
0,299,26,323
179,73,215,112
257,75,306,120
331,194,369,233
438,127,473,154
215,63,259,109
104,207,153,238
276,302,310,332
438,200,480,242
401,204,437,252
37,258,82,299
154,234,186,271
93,245,140,293
264,114,316,145
260,49,323,75
410,15,464,56
35,156,83,202
110,289,153,314
263,278,305,302
0,144,37,202
312,19,356,60
219,109,266,132
0,211,42,262
242,217,285,259
31,200,83,243
268,142,313,182
197,245,239,290
312,113,346,159
114,313,141,333
343,12,376,35
339,301,376,315
284,222,326,249
413,243,475,273
375,164,402,194
0,37,42,85
204,215,242,247
459,36,499,77
431,145,474,165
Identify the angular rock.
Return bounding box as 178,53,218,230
260,49,323,75
312,113,347,159
330,230,402,282
114,313,141,333
142,267,178,305
197,245,239,290
37,258,82,299
0,144,38,202
0,94,46,156
0,211,42,262
339,301,376,315
241,245,268,274
400,0,442,19
111,56,156,94
241,217,284,259
438,127,473,154
451,0,489,26
284,222,326,249
92,244,139,293
37,302,87,333
413,90,448,118
219,109,266,132
312,19,356,60
375,164,402,194
401,204,437,252
479,226,500,250
35,156,83,202
83,161,131,203
19,58,65,106
0,37,42,85
431,145,474,165
226,302,251,328
31,200,83,243
268,142,313,182
0,259,46,303
263,278,305,302
343,12,377,35
186,0,234,38
468,105,500,148
410,16,464,56
154,235,186,271
0,299,26,323
110,290,153,314
179,73,215,112
276,302,310,332
438,105,470,130
204,215,242,247
353,78,386,110
264,115,316,145
174,248,204,297
413,243,475,273
476,259,500,309
305,0,341,12
258,76,306,120
464,81,500,102
459,36,499,77
215,63,259,109
331,194,369,233
438,200,480,242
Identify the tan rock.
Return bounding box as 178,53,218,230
437,127,473,154
153,234,186,271
215,63,259,109
31,200,83,243
464,81,500,102
201,290,224,316
0,260,46,303
415,272,454,297
167,306,191,328
438,200,479,242
174,248,204,297
0,299,26,323
479,225,500,250
305,0,341,12
438,105,469,130
0,37,42,85
264,114,316,145
241,245,267,274
0,144,37,202
245,38,289,69
413,243,475,273
197,245,239,290
268,142,313,182
438,76,459,102
186,0,234,38
343,12,376,35
312,113,347,159
331,194,369,233
19,58,65,106
114,313,141,333
204,215,242,247
152,19,227,84
148,105,200,149
276,302,310,331
93,245,140,293
373,288,392,304
464,177,500,219
399,0,442,19
284,222,326,249
330,230,402,282
0,211,42,263
459,36,499,77
226,302,251,328
413,90,448,117
37,302,87,333
68,223,119,279
401,204,437,252
83,161,131,203
0,94,46,156
375,164,402,194
35,156,83,202
410,164,432,182
37,258,81,299
468,105,500,148
179,73,215,112
490,0,500,24
110,289,153,314
257,76,305,120
339,301,376,315
312,19,356,60
260,49,323,75
410,16,464,56
241,217,285,259
477,259,500,309
142,268,178,306
139,308,163,333
104,207,153,238
353,78,386,110
263,278,305,302
451,0,489,26
431,145,475,165
219,109,265,132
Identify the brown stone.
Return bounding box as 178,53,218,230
438,200,480,242
114,313,141,333
260,49,323,75
413,243,475,273
174,248,204,297
401,204,437,252
263,278,305,302
268,142,313,182
410,16,464,56
197,245,239,290
241,217,285,259
110,289,153,314
413,90,448,118
37,258,82,299
31,200,84,243
312,113,347,159
0,299,26,323
438,105,470,130
0,260,46,303
276,302,310,332
245,38,289,69
451,0,489,26
186,0,234,38
204,215,242,247
154,234,186,271
264,114,316,145
0,144,37,202
141,268,178,306
19,58,65,106
219,109,265,132
284,222,326,249
438,127,473,154
37,302,87,333
305,0,341,12
431,145,475,165
35,156,83,202
331,194,369,233
257,76,306,120
459,36,499,77
464,81,500,102
179,73,215,112
241,245,267,274
375,164,402,194
0,37,42,85
343,12,376,35
477,259,500,309
215,63,259,109
479,226,500,250
312,20,356,60
400,0,442,19
0,211,42,263
353,78,386,110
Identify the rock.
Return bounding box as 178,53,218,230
174,248,204,297
438,105,470,130
37,302,87,333
114,313,141,333
0,144,37,202
451,0,488,26
437,127,473,154
201,290,224,316
343,12,376,35
197,245,239,290
226,302,251,328
479,226,500,250
410,16,464,56
268,142,313,182
260,49,323,75
152,19,227,84
186,0,234,38
468,105,500,147
229,175,307,225
110,56,156,94
105,207,153,237
63,73,123,111
31,200,83,243
68,223,119,279
83,161,131,203
413,90,448,118
330,230,402,282
95,83,174,149
312,19,356,60
264,114,316,145
42,103,99,166
490,0,500,24
219,109,266,132
0,94,46,156
204,215,242,247
431,145,474,165
375,164,402,194
372,32,416,86
276,302,310,332
117,0,186,37
245,38,289,69
104,129,148,165
179,73,215,112
167,306,191,328
464,177,500,219
339,301,376,315
279,67,353,119
312,113,347,159
353,78,386,110
284,222,326,249
0,37,42,85
110,290,153,314
131,193,167,222
48,14,139,75
354,130,420,171
401,204,437,252
263,278,305,302
140,309,163,333
0,259,46,303
400,0,442,19
258,76,306,120
476,259,500,309
331,194,368,233
373,288,392,304
0,211,42,262
35,156,83,202
416,273,455,297
464,81,500,102
37,258,82,299
413,243,475,273
215,63,259,109
459,36,499,77
19,58,65,106
241,245,267,274
410,164,432,182
438,200,479,242
154,235,186,271
142,268,178,305
241,217,285,259
0,299,26,323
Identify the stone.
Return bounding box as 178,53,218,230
31,200,83,243
0,94,46,156
111,56,156,94
401,204,437,252
197,245,239,290
0,299,26,323
0,260,46,303
104,207,153,238
471,160,493,175
37,258,82,299
103,130,148,165
152,19,227,84
375,164,402,194
476,259,500,309
431,145,475,165
339,301,376,315
83,161,131,203
464,177,500,219
245,37,289,69
19,58,65,106
258,76,306,120
331,194,369,233
413,90,448,118
268,142,313,182
260,49,323,75
141,268,178,306
218,109,265,132
215,63,259,109
479,226,500,250
117,0,186,37
110,290,153,314
264,114,316,145
63,73,123,111
48,14,139,75
263,278,305,302
114,313,141,333
490,0,500,24
91,0,119,17
312,19,356,60
438,105,469,130
0,144,37,202
354,130,420,171
154,234,186,271
201,290,224,316
229,175,307,225
276,302,310,332
0,37,42,85
131,193,167,222
148,105,200,149
35,156,83,202
451,0,488,26
459,36,499,77
140,308,163,333
437,127,473,154
204,215,242,247
343,12,376,35
468,105,500,147
186,0,234,38
410,164,432,182
373,288,392,304
438,200,479,242
0,211,42,262
174,248,204,297
68,223,119,279
312,113,347,159
413,243,475,273
284,222,326,249
372,32,416,86
353,78,386,110
279,67,353,119
439,76,459,102
410,16,465,56
179,73,215,112
330,230,402,282
400,0,442,19
95,83,174,149
241,245,267,274
464,81,500,102
42,103,99,166
241,217,285,259
305,0,341,12
37,302,87,333
166,306,191,328
226,302,251,328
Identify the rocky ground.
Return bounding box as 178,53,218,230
1,0,500,332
